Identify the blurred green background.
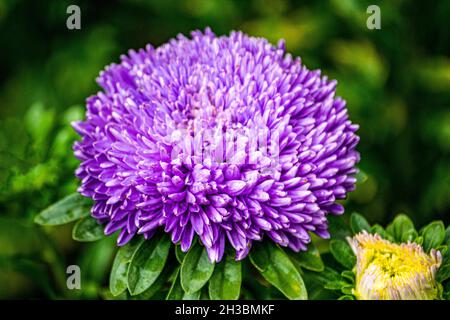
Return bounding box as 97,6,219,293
0,0,449,298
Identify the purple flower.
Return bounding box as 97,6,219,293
73,28,360,262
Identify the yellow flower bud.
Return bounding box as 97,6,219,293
348,231,442,300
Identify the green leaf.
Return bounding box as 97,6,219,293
131,267,171,300
421,221,445,252
109,237,144,296
350,212,371,234
167,268,201,300
414,236,424,245
437,258,450,282
305,267,342,286
34,193,91,226
288,242,324,272
327,215,352,240
386,214,415,242
341,270,355,283
72,217,105,242
330,240,356,269
341,285,354,295
208,254,241,300
180,242,215,294
339,294,355,300
324,280,347,290
249,242,307,300
401,229,418,243
371,224,395,241
127,233,171,295
444,226,450,245
175,244,187,264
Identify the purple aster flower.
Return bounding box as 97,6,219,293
72,28,360,262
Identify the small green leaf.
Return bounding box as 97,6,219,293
414,236,424,245
131,266,171,300
327,215,352,240
288,242,324,272
330,240,356,269
386,214,415,242
127,233,171,295
250,242,307,300
341,285,354,295
167,268,201,300
421,221,445,252
350,212,371,234
401,229,418,243
208,254,242,300
72,217,105,242
181,242,215,294
444,226,450,245
341,270,355,283
307,267,342,285
175,244,187,264
339,294,355,300
109,237,144,296
34,193,91,226
437,259,450,282
324,280,347,290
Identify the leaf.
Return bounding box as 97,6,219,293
127,233,171,295
371,224,394,241
324,280,347,290
248,243,269,272
249,242,307,300
341,285,354,295
288,242,324,272
341,270,355,283
350,212,371,234
34,193,91,226
303,267,342,286
386,214,415,243
109,238,144,296
401,229,418,243
445,226,450,245
339,294,355,300
167,268,201,300
180,242,215,294
421,221,445,252
327,215,352,240
72,217,104,242
175,244,186,264
437,258,450,282
330,240,356,269
131,266,171,300
208,254,241,300
414,236,424,245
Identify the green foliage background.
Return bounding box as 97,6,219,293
0,0,449,298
